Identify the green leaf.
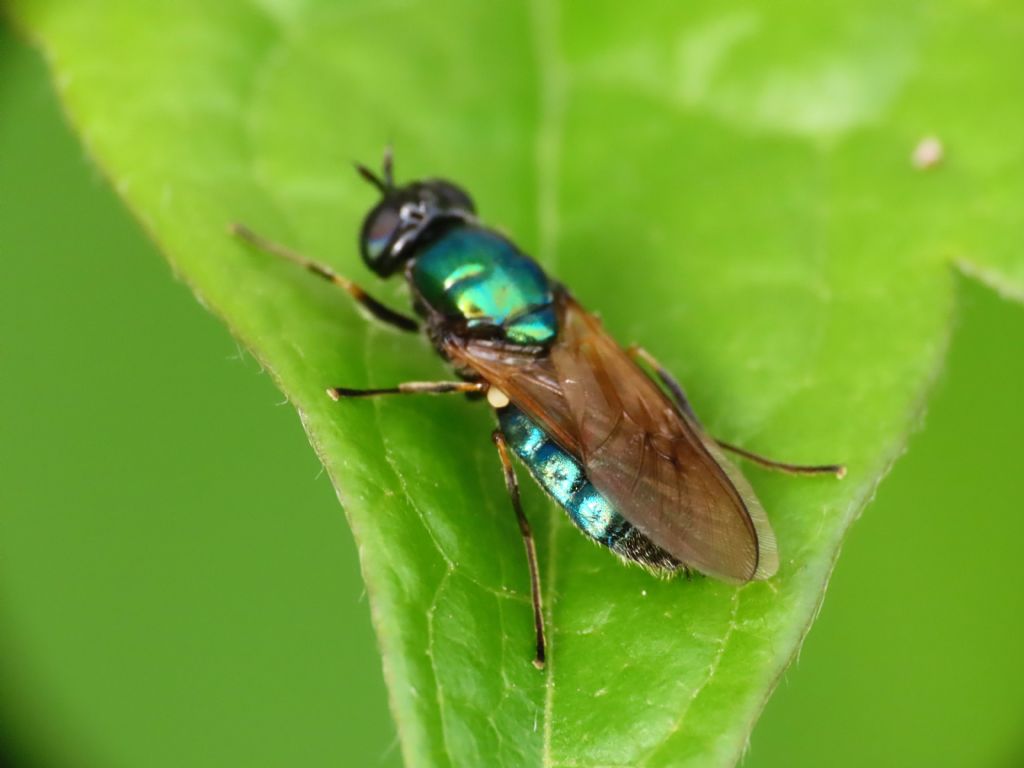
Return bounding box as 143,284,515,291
11,1,1024,765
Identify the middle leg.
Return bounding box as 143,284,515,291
230,222,419,332
326,380,486,400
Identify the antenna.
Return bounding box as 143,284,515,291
354,146,396,194
382,144,395,188
353,162,387,193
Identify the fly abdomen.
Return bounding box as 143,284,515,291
495,406,619,543
498,404,680,570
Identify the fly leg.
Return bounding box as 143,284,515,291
712,440,846,478
492,429,546,670
229,223,419,332
327,381,486,400
628,345,845,479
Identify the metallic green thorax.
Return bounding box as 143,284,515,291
410,225,557,345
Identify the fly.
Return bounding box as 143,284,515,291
230,149,844,669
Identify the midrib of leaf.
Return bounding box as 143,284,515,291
528,0,565,764
530,0,566,273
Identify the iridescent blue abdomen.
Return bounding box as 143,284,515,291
498,405,636,550
410,225,557,345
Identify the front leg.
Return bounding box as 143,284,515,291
230,223,419,332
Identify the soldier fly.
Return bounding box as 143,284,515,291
230,149,844,669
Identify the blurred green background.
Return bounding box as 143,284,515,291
2,18,1023,768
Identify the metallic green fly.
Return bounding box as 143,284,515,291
231,150,844,668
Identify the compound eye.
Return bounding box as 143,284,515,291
361,202,401,263
427,180,476,214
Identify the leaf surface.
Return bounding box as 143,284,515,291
11,1,1024,765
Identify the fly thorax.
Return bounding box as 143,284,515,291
409,224,557,345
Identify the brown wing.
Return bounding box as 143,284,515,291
443,291,778,582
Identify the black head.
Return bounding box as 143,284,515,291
356,149,475,277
